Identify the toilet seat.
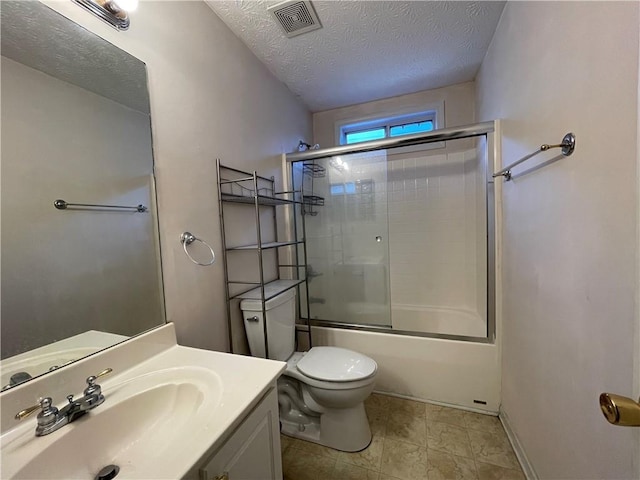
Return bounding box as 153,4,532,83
283,350,377,391
297,347,377,382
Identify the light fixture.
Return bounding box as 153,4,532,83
72,0,138,31
330,156,349,172
114,0,138,11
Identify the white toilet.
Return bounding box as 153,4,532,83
241,289,377,452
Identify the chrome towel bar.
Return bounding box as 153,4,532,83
54,199,147,212
493,132,576,181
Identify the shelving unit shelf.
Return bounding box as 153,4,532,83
220,192,300,207
232,279,306,301
217,160,311,357
226,240,304,251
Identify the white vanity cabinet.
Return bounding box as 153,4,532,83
198,387,283,480
0,325,287,480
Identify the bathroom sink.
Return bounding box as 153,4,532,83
1,347,99,388
1,367,222,479
1,330,129,389
0,325,285,480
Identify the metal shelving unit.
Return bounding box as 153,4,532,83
217,159,312,357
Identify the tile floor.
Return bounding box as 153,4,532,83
281,393,525,480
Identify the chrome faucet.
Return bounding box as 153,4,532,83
1,371,33,391
14,368,112,436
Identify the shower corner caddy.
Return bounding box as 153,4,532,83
216,159,315,356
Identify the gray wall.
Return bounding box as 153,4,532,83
41,0,313,352
477,2,639,477
1,56,162,358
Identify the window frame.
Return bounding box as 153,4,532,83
335,101,445,153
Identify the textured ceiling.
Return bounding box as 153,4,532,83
1,1,149,114
206,1,506,112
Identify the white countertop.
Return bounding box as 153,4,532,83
0,324,285,479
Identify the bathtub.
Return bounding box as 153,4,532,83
303,325,499,412
321,302,486,337
391,304,486,337
299,305,495,411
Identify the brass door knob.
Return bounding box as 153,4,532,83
599,393,640,426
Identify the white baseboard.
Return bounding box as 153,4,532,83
499,407,538,480
373,389,498,415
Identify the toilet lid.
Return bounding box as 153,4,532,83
296,347,377,382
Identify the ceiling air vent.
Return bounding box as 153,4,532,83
268,0,322,38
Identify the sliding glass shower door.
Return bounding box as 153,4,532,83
294,150,391,327
290,128,492,341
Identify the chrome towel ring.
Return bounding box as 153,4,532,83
180,232,216,266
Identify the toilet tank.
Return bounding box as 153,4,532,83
240,288,296,361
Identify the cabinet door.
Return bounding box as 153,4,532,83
200,388,282,480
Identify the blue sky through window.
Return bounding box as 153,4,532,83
330,182,357,195
330,184,344,195
389,120,434,137
345,128,386,144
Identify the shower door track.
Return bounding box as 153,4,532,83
286,120,498,344
297,319,493,344
286,121,495,163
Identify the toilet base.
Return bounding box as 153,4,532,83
280,403,372,452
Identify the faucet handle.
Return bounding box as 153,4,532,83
87,367,112,383
84,368,112,396
14,397,55,421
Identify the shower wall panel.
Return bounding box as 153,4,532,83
387,140,486,337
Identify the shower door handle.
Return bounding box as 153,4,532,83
375,236,383,243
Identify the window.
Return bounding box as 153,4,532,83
339,110,437,146
330,180,372,196
389,120,434,137
330,182,357,195
344,128,386,145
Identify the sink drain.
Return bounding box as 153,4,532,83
95,465,120,480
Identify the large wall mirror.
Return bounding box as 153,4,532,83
1,1,165,390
